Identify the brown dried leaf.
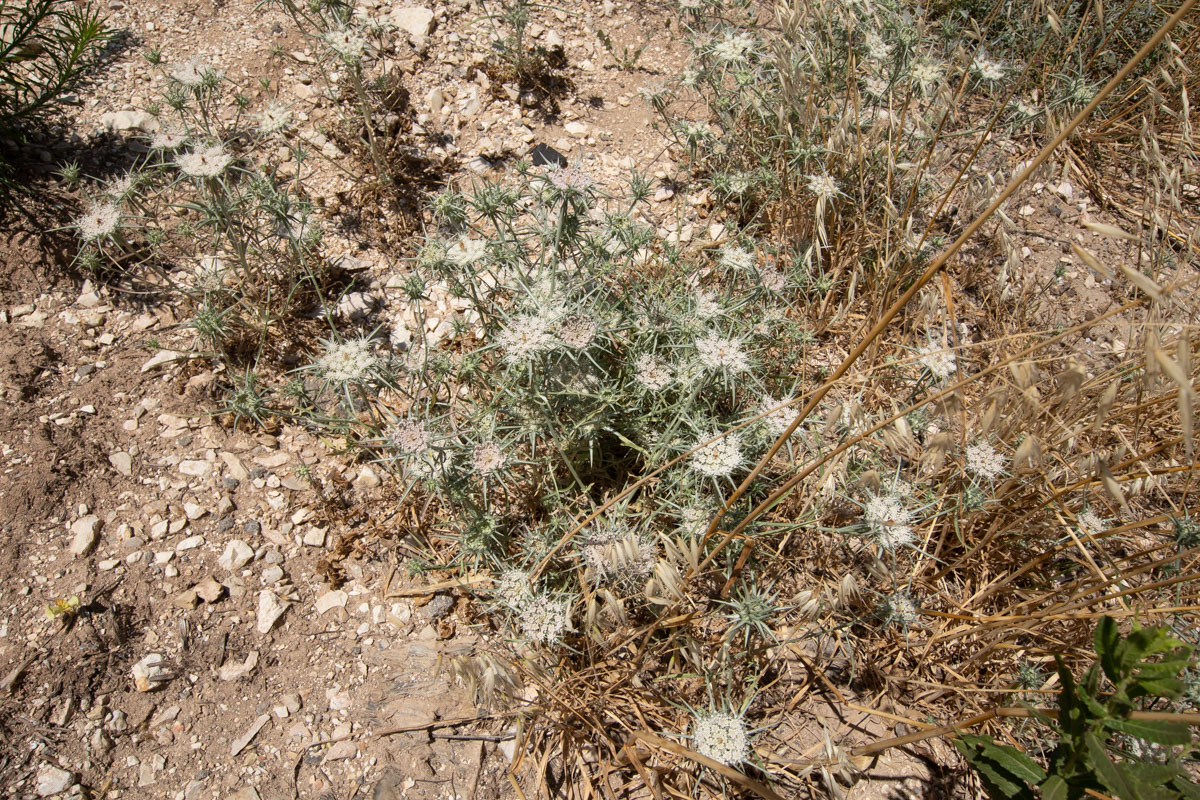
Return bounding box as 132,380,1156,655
1084,220,1139,241
1056,359,1088,401
1119,262,1163,300
1095,381,1120,430
1013,434,1042,471
1098,460,1129,513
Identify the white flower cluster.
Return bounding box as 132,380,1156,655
634,354,673,391
884,591,921,627
719,246,755,272
917,338,956,380
692,711,751,765
909,58,943,94
177,144,233,178
965,441,1004,480
556,314,598,349
806,173,838,202
324,28,367,60
756,395,795,440
1076,508,1105,536
863,493,915,551
677,505,711,538
77,202,121,241
691,431,744,478
446,237,488,267
757,261,787,293
104,173,136,201
971,56,1006,83
693,291,722,320
582,523,656,586
711,31,756,64
316,337,377,383
519,593,572,645
497,312,557,365
695,334,750,374
472,441,506,475
151,128,188,151
494,569,529,608
257,102,291,135
545,165,593,192
864,31,891,62
388,419,429,454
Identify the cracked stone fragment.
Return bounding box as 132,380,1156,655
257,590,289,633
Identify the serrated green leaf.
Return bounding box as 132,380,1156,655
1171,774,1200,800
953,735,1041,800
1097,616,1121,682
1136,678,1186,699
1122,761,1182,788
1086,731,1143,800
1106,717,1193,746
1040,774,1068,800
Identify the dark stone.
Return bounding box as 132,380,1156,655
529,143,567,168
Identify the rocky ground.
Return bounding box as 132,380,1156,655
0,1,707,797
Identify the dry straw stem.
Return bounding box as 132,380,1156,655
625,731,787,800
699,0,1200,568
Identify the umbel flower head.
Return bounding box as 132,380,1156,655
719,245,755,272
917,337,956,380
965,440,1004,480
446,237,488,267
471,441,506,475
692,711,751,765
695,333,750,374
315,337,378,383
387,419,429,454
496,313,556,365
1076,508,1105,536
324,28,367,60
77,202,121,242
633,354,673,391
806,173,838,202
519,593,572,645
863,493,915,551
711,31,755,64
151,128,188,151
256,102,291,135
177,144,233,178
691,431,743,478
756,395,795,440
556,314,598,349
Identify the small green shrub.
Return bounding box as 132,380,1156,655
955,617,1199,800
0,0,110,144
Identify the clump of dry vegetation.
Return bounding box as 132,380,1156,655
56,0,1200,795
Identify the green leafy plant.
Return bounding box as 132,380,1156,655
0,0,110,139
954,617,1199,800
596,28,649,72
